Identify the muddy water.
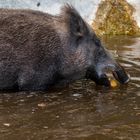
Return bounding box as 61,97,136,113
0,36,140,140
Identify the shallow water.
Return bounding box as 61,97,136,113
0,36,140,140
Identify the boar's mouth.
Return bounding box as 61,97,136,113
86,66,129,87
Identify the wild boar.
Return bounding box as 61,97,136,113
0,5,129,91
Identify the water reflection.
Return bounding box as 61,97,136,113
0,36,140,140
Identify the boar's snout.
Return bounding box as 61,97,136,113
86,61,130,87
112,65,130,84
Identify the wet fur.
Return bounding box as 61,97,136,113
0,5,90,91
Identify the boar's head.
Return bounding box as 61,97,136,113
56,5,129,87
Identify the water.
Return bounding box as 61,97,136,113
0,36,140,140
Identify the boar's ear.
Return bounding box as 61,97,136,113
61,4,88,38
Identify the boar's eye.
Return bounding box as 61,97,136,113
94,39,101,47
94,40,101,47
92,34,101,47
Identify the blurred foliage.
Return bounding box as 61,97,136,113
93,0,140,36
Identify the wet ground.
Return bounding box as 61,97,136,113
0,36,140,140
